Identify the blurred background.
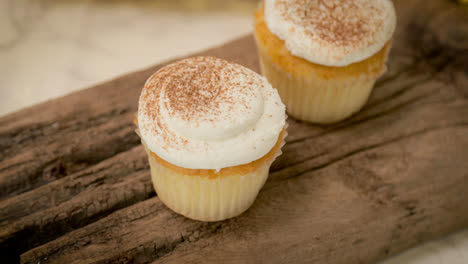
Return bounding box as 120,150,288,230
0,0,257,116
0,0,467,263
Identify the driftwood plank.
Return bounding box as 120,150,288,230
0,31,265,263
0,146,154,257
0,92,141,198
1,0,468,263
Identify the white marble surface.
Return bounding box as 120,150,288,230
0,0,253,116
0,0,467,263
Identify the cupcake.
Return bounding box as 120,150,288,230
136,57,286,221
254,0,396,123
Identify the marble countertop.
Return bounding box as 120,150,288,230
0,0,466,263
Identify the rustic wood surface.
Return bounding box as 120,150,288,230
1,0,468,263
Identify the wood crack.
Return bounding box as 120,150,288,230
0,146,154,258
0,113,141,199
270,122,468,186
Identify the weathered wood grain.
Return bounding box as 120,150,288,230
1,0,468,263
0,31,264,263
0,146,154,258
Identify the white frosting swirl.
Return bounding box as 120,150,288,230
138,57,286,170
264,0,397,66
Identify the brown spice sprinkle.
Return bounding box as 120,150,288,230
275,0,387,47
138,56,265,151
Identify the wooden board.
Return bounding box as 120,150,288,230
1,0,468,263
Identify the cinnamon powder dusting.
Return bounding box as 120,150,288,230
138,56,265,150
275,0,386,47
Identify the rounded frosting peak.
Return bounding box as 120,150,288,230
138,56,286,170
264,0,396,66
